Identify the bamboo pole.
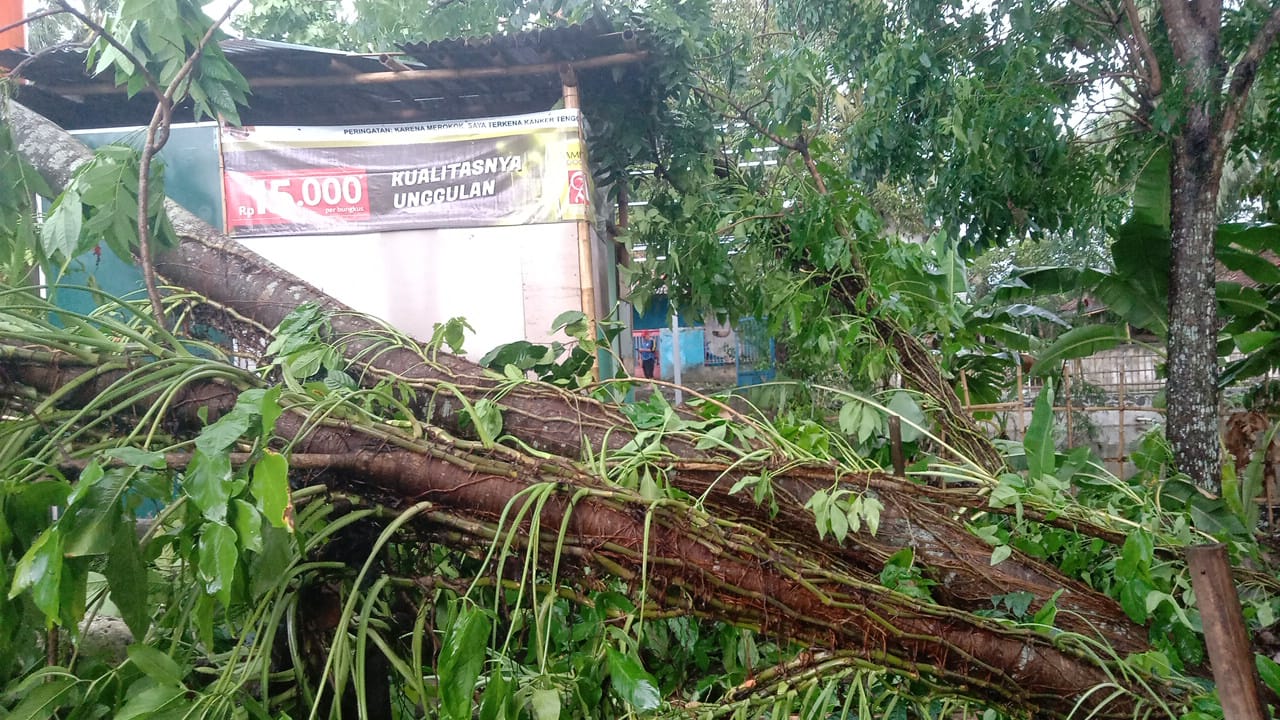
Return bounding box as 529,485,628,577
1117,361,1126,478
561,65,599,380
1187,544,1266,720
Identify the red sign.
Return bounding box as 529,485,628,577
225,168,371,229
568,170,587,205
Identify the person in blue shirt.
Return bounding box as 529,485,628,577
637,335,656,379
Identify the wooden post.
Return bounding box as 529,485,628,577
560,65,599,379
1117,360,1126,478
1187,544,1266,720
888,416,905,478
1015,361,1026,439
1064,361,1074,448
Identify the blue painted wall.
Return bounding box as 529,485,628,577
656,327,706,380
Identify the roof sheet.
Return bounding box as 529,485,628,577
0,24,650,129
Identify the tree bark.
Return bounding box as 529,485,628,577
2,98,1189,715
1160,0,1227,491
3,98,1150,655
0,344,1177,718
1166,133,1223,490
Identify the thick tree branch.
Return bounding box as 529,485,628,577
1121,0,1163,96
0,7,67,36
1220,4,1280,141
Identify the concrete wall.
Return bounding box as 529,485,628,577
240,222,585,361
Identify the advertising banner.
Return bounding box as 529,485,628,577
220,110,591,237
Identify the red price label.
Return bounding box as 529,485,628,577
225,168,371,227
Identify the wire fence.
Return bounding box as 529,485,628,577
960,345,1279,522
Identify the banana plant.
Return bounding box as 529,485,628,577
995,147,1280,386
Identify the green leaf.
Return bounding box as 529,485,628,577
861,496,883,536
197,522,238,606
989,545,1012,566
115,680,186,720
105,522,151,638
102,447,167,470
195,401,256,454
59,467,128,557
10,527,62,620
1023,381,1055,480
606,647,661,712
251,451,292,529
1233,331,1280,354
231,499,264,554
439,605,491,720
1032,325,1127,375
470,399,504,448
885,392,925,442
1124,146,1170,236
184,449,232,523
40,188,83,261
479,672,514,720
127,644,185,687
3,676,76,720
529,687,560,720
258,385,284,436
1257,653,1280,695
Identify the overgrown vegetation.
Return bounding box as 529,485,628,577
3,0,1280,717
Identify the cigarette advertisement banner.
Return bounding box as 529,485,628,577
220,110,591,237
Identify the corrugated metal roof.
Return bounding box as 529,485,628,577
0,24,650,129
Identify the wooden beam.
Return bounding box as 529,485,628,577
1187,543,1266,720
26,51,650,96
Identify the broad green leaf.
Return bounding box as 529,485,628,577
1123,146,1170,236
1233,331,1280,354
606,647,661,712
3,676,76,720
59,467,129,557
115,680,185,720
127,644,185,687
251,451,292,529
40,189,83,261
479,672,513,720
861,496,883,536
10,527,62,620
885,391,925,442
105,522,151,638
1032,325,1128,375
195,405,254,454
529,687,560,720
1023,381,1054,480
197,522,238,606
232,499,264,554
1257,654,1280,695
184,449,232,523
439,606,491,720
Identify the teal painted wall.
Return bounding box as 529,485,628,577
53,124,222,316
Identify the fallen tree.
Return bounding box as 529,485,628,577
0,100,1235,717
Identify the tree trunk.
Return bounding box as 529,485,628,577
2,98,1180,715
1160,0,1227,491
3,99,1148,653
1166,133,1222,491
0,344,1176,718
